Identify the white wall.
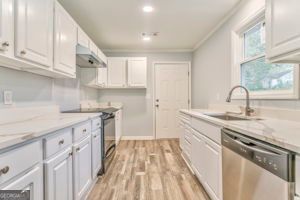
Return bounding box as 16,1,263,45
0,66,98,111
99,52,192,137
192,0,300,109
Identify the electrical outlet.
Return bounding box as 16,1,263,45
3,91,13,105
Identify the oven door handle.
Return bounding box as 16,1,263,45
105,144,116,158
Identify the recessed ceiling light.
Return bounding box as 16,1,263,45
143,6,153,13
143,36,151,41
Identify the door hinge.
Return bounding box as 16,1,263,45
188,71,190,76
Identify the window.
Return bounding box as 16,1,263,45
231,8,299,99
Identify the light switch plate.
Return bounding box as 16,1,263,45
3,90,13,105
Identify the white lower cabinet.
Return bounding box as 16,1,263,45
45,147,73,200
73,136,92,200
92,130,102,179
115,109,122,145
0,163,43,200
191,127,222,200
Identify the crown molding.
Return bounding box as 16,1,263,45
192,0,248,51
102,48,193,54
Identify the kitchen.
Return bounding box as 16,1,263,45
0,0,300,199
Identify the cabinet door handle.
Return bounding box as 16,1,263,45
2,42,9,47
20,50,26,55
93,135,97,138
76,147,81,152
83,129,87,133
0,166,9,176
69,152,73,157
58,139,64,145
97,123,100,126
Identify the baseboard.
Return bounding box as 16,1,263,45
121,136,154,140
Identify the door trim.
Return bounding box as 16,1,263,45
152,61,192,139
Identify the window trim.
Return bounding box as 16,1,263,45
231,7,299,100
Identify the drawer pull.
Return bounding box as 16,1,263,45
58,139,64,145
97,123,100,126
93,135,97,138
69,152,73,157
83,129,87,133
76,147,81,152
0,166,9,175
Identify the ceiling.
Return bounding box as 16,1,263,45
59,0,241,52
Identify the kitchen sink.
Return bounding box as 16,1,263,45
204,113,262,121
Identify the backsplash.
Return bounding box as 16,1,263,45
0,66,98,111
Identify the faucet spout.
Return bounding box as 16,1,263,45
226,85,254,116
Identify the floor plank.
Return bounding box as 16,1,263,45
88,139,210,200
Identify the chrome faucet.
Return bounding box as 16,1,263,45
226,85,254,116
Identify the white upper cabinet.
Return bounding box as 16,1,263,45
77,27,89,49
107,58,127,87
266,0,300,63
97,68,108,86
54,1,76,76
0,0,13,57
127,57,147,88
15,0,53,67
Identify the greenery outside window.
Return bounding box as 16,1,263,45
231,8,299,99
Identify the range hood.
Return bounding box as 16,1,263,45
76,45,107,68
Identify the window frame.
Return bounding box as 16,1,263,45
231,7,299,100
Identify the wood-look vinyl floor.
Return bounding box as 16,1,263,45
88,139,210,200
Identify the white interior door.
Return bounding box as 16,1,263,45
155,62,189,139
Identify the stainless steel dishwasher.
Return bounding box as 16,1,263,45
222,128,295,200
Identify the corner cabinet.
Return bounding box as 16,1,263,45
127,58,147,88
15,0,53,67
266,0,300,63
53,1,77,76
107,58,127,87
0,0,13,57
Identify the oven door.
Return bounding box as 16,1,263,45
102,113,116,172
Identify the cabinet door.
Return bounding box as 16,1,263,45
92,130,102,178
1,164,43,200
266,0,300,62
97,68,108,86
203,137,222,200
0,0,13,56
97,48,107,65
107,58,127,87
54,2,76,76
77,27,89,49
127,58,147,87
15,0,53,67
45,148,73,200
115,110,122,145
191,131,206,182
73,136,92,200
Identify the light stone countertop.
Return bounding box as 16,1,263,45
0,112,101,151
180,109,300,154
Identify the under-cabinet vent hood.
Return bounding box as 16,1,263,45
76,45,107,68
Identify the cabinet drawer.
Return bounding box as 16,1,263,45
0,141,42,185
91,118,101,131
191,117,221,144
184,125,192,144
179,113,191,125
73,121,91,142
44,128,72,158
